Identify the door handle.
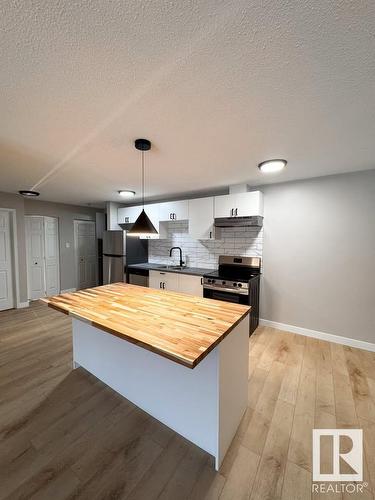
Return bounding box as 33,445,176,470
34,262,38,265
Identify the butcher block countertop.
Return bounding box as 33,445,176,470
42,283,250,368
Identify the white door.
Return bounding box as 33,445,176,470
163,272,179,292
149,270,164,290
178,274,203,297
214,191,264,218
26,216,60,300
148,270,179,292
188,197,215,240
0,210,15,310
159,201,188,221
26,216,46,300
118,206,142,224
44,217,60,296
74,220,97,290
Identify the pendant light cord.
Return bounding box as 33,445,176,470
142,150,145,209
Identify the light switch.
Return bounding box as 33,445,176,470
65,242,70,248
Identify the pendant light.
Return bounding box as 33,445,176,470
127,138,158,237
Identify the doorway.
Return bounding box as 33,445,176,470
25,216,60,300
0,209,15,311
73,220,97,290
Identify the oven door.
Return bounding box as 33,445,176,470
203,286,249,305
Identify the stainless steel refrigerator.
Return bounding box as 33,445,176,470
102,230,148,285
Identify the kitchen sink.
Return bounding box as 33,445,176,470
159,265,186,271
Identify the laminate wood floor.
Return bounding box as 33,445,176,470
0,301,374,500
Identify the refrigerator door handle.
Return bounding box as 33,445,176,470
108,256,112,284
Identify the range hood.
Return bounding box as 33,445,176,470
214,215,263,228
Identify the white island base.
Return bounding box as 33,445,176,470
72,316,249,470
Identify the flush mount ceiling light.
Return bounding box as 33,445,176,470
18,190,40,197
258,159,287,173
127,138,158,237
118,190,136,198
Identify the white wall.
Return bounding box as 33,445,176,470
149,221,263,268
260,170,375,344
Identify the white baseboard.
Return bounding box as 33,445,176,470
60,288,76,294
259,318,375,353
17,301,29,309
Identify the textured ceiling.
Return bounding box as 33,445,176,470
1,0,375,206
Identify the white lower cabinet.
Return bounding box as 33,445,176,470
149,271,179,292
178,274,203,297
149,270,203,297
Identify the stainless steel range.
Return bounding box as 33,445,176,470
203,256,261,335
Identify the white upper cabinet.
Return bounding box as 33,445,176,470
118,204,161,239
159,200,188,221
188,197,215,240
118,206,142,224
144,203,159,229
214,191,263,218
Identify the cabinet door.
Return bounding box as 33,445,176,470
235,191,264,217
149,271,179,292
149,270,165,290
159,201,188,221
164,272,179,292
178,274,203,297
214,191,263,218
118,206,142,224
139,204,160,239
214,194,235,218
188,197,215,240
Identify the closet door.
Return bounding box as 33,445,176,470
26,216,46,300
74,220,97,290
0,210,15,311
44,217,60,296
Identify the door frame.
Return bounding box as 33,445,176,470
25,215,61,300
73,219,97,290
0,208,24,309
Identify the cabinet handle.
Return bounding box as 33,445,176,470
162,282,166,289
230,208,234,217
173,213,176,220
209,231,212,239
169,213,172,220
201,278,203,285
125,217,129,223
160,282,162,288
235,208,238,216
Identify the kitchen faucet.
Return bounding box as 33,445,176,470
169,247,184,267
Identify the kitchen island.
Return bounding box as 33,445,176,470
43,283,250,469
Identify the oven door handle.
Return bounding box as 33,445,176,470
203,284,249,295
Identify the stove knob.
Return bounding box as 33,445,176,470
207,279,212,284
222,281,226,285
233,282,238,287
238,283,242,288
212,279,216,284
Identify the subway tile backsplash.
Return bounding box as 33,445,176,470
149,221,263,269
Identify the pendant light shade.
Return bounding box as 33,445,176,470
128,209,158,236
127,139,158,237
